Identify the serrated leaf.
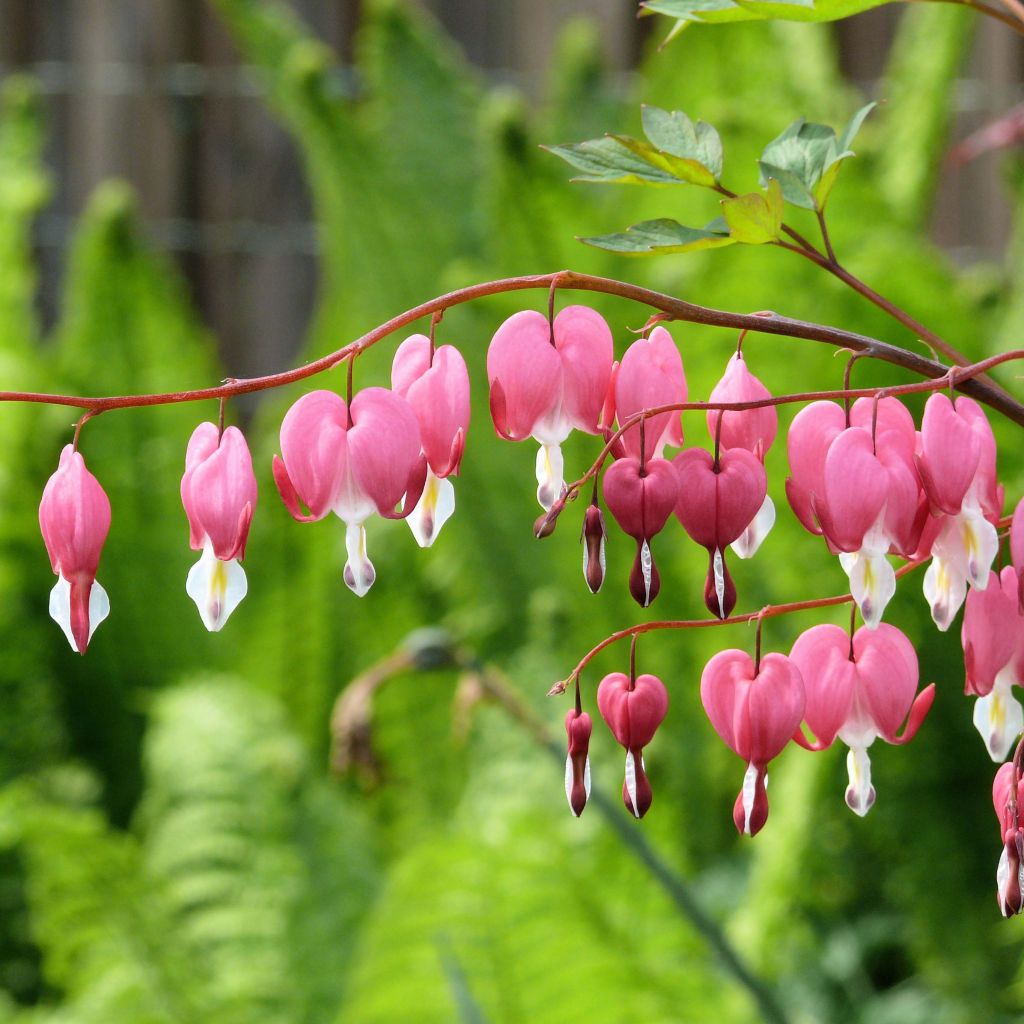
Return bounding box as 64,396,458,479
610,135,717,187
758,161,816,209
640,0,761,23
642,0,901,29
721,179,783,244
542,137,682,185
579,218,734,255
640,105,724,180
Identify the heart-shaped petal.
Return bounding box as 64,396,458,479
602,457,679,542
596,671,669,750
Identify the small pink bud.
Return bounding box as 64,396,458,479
581,502,606,593
564,709,593,817
597,671,669,818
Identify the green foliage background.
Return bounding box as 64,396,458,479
0,2,1021,1021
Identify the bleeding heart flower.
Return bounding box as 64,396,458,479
963,567,1024,761
487,306,613,509
673,447,766,619
597,671,669,818
614,326,687,462
180,423,257,632
564,707,593,817
918,395,1003,627
39,445,112,654
706,351,778,558
602,456,679,607
391,334,471,547
700,649,805,835
273,388,424,596
790,622,934,815
993,760,1024,917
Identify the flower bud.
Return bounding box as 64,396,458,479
581,502,606,594
564,709,593,817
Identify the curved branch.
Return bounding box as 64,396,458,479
2,271,1022,427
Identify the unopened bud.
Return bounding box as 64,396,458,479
547,679,568,697
733,762,769,836
534,495,566,539
581,503,606,594
564,709,593,817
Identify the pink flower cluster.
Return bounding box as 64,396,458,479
38,334,471,649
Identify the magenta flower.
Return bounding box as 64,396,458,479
391,333,471,547
706,352,777,557
962,567,1024,761
487,306,613,509
564,707,593,817
602,456,679,607
180,423,257,631
39,445,112,654
597,671,669,818
993,761,1024,916
790,622,934,814
273,388,422,596
614,326,686,462
673,446,766,619
700,649,805,835
580,500,607,594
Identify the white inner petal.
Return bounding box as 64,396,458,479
583,755,592,799
713,547,726,618
731,494,775,560
185,543,247,632
960,510,999,590
923,555,967,632
49,573,109,653
640,539,653,605
844,746,876,817
535,442,565,511
741,762,758,835
406,467,455,549
839,548,896,630
624,749,640,818
998,845,1011,898
973,669,1024,763
343,522,376,597
564,754,575,813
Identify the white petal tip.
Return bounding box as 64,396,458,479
186,547,247,631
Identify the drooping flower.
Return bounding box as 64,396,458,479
39,445,112,654
786,398,923,628
597,670,669,818
564,706,593,817
790,622,934,815
273,388,423,596
613,326,687,462
180,423,257,632
918,395,1003,627
391,334,470,547
993,760,1024,917
700,648,805,835
706,351,778,557
602,456,678,607
962,567,1024,761
673,446,766,619
487,306,613,509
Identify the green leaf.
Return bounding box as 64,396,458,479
640,105,724,180
759,104,874,210
542,137,682,185
579,218,734,255
609,135,716,187
758,161,816,209
721,179,783,244
641,0,904,28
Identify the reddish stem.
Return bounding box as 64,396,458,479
0,272,1017,426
